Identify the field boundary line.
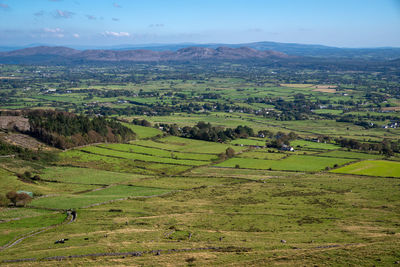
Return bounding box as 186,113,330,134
0,211,74,252
95,144,213,162
78,149,207,167
132,142,221,155
1,246,250,263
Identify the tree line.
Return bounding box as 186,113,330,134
158,121,254,142
27,110,135,149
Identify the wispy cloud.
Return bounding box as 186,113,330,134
43,28,65,38
103,31,130,37
0,3,9,9
43,27,63,33
112,17,120,21
113,2,121,8
247,28,263,33
34,10,45,17
86,14,96,20
149,24,164,28
54,9,75,19
73,33,80,38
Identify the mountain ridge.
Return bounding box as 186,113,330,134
2,40,400,60
0,46,290,63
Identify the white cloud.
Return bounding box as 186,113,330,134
54,9,74,19
103,31,130,37
149,24,164,28
73,33,80,38
44,27,63,33
86,14,96,20
42,28,65,38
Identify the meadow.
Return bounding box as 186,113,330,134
331,160,400,178
0,63,400,266
215,155,355,172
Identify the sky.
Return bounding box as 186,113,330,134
0,0,399,48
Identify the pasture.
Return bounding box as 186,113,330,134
1,168,399,266
215,155,354,172
1,64,400,265
30,185,171,210
331,160,400,177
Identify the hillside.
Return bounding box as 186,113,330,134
0,46,288,64
2,41,400,60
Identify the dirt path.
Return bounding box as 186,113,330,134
0,211,76,252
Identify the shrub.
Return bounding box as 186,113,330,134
0,194,9,206
226,147,235,158
6,191,32,207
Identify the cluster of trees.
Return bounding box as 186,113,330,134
27,110,135,149
218,147,236,161
132,118,152,127
0,191,32,207
158,121,254,142
95,105,173,116
336,116,378,129
266,131,298,148
335,138,399,156
271,96,318,121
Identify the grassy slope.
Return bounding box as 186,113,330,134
216,155,354,171
1,171,399,266
331,160,400,177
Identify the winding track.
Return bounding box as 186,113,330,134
0,211,76,252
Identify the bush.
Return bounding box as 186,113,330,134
0,194,9,206
226,147,235,158
6,191,32,207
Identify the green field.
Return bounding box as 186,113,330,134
60,150,192,175
237,150,287,160
318,150,384,159
230,138,266,146
291,140,340,150
40,167,143,185
1,58,400,266
331,160,400,177
0,213,66,247
30,185,171,209
98,143,217,161
121,123,163,139
216,155,354,171
79,146,208,166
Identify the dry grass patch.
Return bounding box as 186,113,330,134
312,88,337,93
381,106,400,111
314,85,337,89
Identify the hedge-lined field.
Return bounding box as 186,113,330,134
60,150,192,175
216,155,354,172
98,143,217,161
331,160,400,177
30,185,171,209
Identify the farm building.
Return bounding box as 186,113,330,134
16,191,34,197
280,145,295,152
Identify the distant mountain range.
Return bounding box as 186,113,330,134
1,41,400,61
1,41,400,64
0,46,289,64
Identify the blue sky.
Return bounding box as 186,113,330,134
0,0,399,47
